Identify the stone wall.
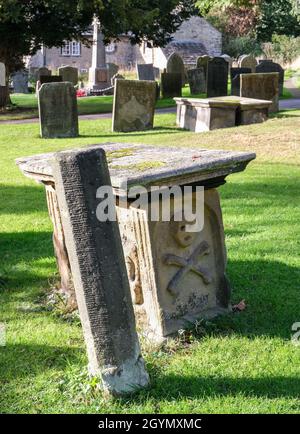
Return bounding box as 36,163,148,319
173,16,222,57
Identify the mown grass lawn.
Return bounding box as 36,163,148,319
0,111,299,413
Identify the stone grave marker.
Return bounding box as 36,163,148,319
196,55,212,81
40,75,63,85
137,63,155,81
11,70,29,93
256,60,284,96
187,68,206,95
230,67,252,96
51,147,149,394
0,62,5,87
111,73,125,86
107,63,119,79
38,82,79,138
16,143,256,342
221,54,233,70
206,57,229,98
37,67,51,80
240,72,279,112
58,66,79,86
239,55,257,73
166,53,185,85
161,72,182,98
112,79,156,132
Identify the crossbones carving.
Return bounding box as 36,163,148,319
163,241,213,297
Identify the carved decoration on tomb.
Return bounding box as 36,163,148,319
163,240,212,298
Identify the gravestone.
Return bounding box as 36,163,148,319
239,55,257,73
206,57,229,98
256,60,284,96
17,143,256,342
196,55,212,81
137,63,155,81
187,68,206,95
107,63,119,80
52,147,149,394
221,54,233,70
112,79,157,132
38,82,79,138
0,62,5,87
161,72,182,98
40,75,63,85
11,70,29,93
58,66,78,86
153,67,160,80
111,73,125,86
240,72,279,112
37,67,51,80
166,53,185,86
230,67,251,96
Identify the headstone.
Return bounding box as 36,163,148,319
58,66,78,86
221,54,233,70
111,73,125,86
107,63,119,80
240,72,279,113
11,70,29,93
230,67,251,96
40,75,63,85
17,143,256,342
51,147,149,394
137,63,155,81
196,55,212,81
187,67,206,95
161,72,182,98
206,57,229,98
37,67,51,80
112,79,157,132
0,62,5,87
38,82,79,138
166,53,185,86
256,60,284,96
153,67,160,80
239,55,257,73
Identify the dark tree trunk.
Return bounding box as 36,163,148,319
0,84,10,108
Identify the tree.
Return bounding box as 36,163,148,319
0,0,197,106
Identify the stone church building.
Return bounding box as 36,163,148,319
27,16,222,73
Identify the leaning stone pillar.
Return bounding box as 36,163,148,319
51,147,149,395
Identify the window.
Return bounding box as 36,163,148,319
61,42,81,57
105,43,115,53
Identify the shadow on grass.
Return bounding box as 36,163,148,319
78,126,181,139
0,184,47,215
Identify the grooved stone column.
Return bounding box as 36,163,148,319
51,148,149,395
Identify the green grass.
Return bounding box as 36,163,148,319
0,111,300,413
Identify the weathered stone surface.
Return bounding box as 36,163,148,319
166,53,185,85
40,75,63,85
230,67,252,96
221,54,233,69
37,67,51,80
175,96,271,131
58,66,78,86
137,63,155,81
0,63,5,87
112,79,156,132
238,55,257,72
89,19,110,90
11,70,29,93
175,97,238,132
206,57,229,97
161,72,182,98
240,72,279,113
51,147,149,393
17,143,256,341
187,67,206,95
256,60,284,96
38,82,79,138
111,73,125,86
196,55,212,79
